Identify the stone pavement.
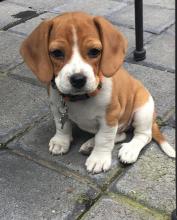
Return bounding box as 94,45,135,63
0,0,175,219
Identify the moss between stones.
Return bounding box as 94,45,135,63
77,193,92,205
100,167,123,191
108,192,170,220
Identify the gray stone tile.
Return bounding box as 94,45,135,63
50,0,127,16
167,113,175,128
7,0,68,11
0,31,24,72
82,195,169,220
9,12,56,36
8,115,123,187
108,5,175,34
123,63,175,117
8,63,44,87
0,76,49,144
118,0,175,9
166,24,175,35
112,0,133,2
165,110,175,128
0,151,99,220
9,63,37,81
109,127,175,214
144,0,175,9
0,1,36,29
144,29,175,71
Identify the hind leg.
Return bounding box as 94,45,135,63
79,132,127,155
115,132,127,143
118,96,154,164
79,137,95,155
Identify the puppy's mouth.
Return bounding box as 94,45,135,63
60,88,92,96
54,82,102,102
58,82,100,96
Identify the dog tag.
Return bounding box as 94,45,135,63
60,111,68,129
59,96,68,129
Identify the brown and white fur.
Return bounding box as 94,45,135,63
20,12,175,174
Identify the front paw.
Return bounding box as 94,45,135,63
85,151,112,173
49,135,70,155
118,142,140,164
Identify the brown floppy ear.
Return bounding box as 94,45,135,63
20,20,53,83
94,16,127,77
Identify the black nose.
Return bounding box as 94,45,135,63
70,74,86,89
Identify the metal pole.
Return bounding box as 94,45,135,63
133,0,146,61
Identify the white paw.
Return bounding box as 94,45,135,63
79,138,94,155
118,143,140,164
49,135,70,155
85,151,112,173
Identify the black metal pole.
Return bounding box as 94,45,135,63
172,210,177,220
133,0,146,61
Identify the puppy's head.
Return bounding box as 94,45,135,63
20,12,127,95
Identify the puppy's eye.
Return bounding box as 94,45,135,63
50,49,65,59
88,48,101,58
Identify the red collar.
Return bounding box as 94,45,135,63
51,73,103,102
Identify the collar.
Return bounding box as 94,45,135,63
51,73,103,102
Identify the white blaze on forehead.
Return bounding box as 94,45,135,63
70,26,88,72
55,26,97,94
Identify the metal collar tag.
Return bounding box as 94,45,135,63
58,96,68,129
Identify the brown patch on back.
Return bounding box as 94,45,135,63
106,67,150,127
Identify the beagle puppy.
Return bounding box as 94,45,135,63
20,12,175,173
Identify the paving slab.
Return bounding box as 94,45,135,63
82,195,169,220
144,0,175,9
112,0,132,2
7,114,127,187
166,24,175,35
50,0,127,16
109,127,175,214
123,63,175,117
9,12,56,36
114,0,175,9
0,76,49,144
7,0,68,11
0,31,24,72
0,1,37,30
165,109,175,128
108,5,175,34
143,27,175,71
167,113,175,128
8,63,39,83
0,150,99,220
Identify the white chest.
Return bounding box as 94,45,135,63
66,78,112,133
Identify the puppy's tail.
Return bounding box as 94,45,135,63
152,122,175,158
